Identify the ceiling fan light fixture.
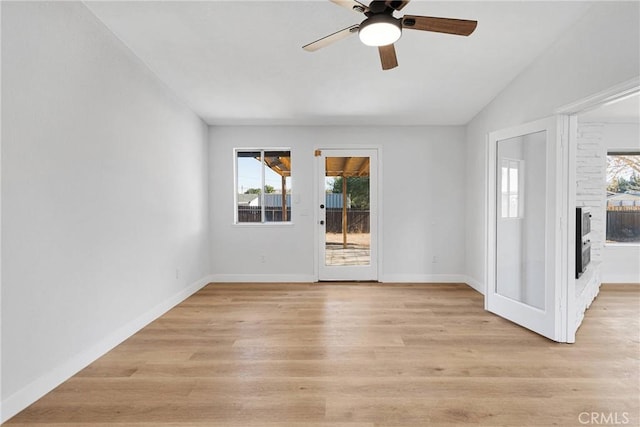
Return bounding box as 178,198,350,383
358,14,402,47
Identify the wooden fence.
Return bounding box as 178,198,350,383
606,210,640,242
237,206,370,232
325,208,369,233
237,206,291,223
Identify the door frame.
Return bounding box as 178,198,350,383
485,116,569,342
314,146,382,282
556,76,640,342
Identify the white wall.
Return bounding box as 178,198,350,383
209,126,468,284
465,2,640,290
1,2,210,421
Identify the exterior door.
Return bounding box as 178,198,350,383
317,149,378,281
486,117,568,342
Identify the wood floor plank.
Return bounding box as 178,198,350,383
6,283,639,426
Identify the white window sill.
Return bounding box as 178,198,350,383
604,242,640,247
233,222,295,227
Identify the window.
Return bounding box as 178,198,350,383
606,152,640,243
235,149,292,224
500,158,522,218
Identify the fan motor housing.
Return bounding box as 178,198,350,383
359,14,402,47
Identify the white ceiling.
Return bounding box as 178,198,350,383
85,1,595,126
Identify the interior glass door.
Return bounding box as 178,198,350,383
486,117,565,341
318,149,378,281
496,133,547,309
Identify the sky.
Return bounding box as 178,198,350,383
237,156,292,194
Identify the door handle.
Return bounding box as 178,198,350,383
320,220,325,225
320,204,325,209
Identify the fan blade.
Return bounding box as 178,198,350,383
402,15,477,36
330,0,369,14
378,44,398,70
385,0,410,11
303,25,359,52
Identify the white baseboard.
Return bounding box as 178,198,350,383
1,275,213,424
380,274,470,284
600,274,640,284
462,275,484,294
378,274,484,294
207,274,484,290
208,274,316,283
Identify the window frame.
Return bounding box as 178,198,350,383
499,157,525,220
234,148,293,226
605,150,640,246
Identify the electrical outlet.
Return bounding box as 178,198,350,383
432,256,438,263
176,268,180,279
260,255,266,263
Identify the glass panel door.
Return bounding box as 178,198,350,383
496,131,546,310
318,149,378,281
486,117,564,342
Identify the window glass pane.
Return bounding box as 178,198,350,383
500,162,522,218
264,150,292,223
509,194,519,218
500,166,508,218
509,164,518,193
501,166,508,193
606,153,640,243
324,157,370,267
237,151,262,223
236,150,292,224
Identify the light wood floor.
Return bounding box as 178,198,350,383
6,283,639,426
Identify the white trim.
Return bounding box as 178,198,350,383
0,275,213,423
556,76,640,115
604,242,640,248
209,275,482,289
313,148,320,281
232,222,295,228
488,116,555,142
0,1,3,419
377,145,384,282
209,274,316,283
565,115,578,343
463,275,484,294
380,274,472,284
557,115,571,343
484,132,491,307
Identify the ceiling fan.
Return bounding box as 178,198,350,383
302,0,477,70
